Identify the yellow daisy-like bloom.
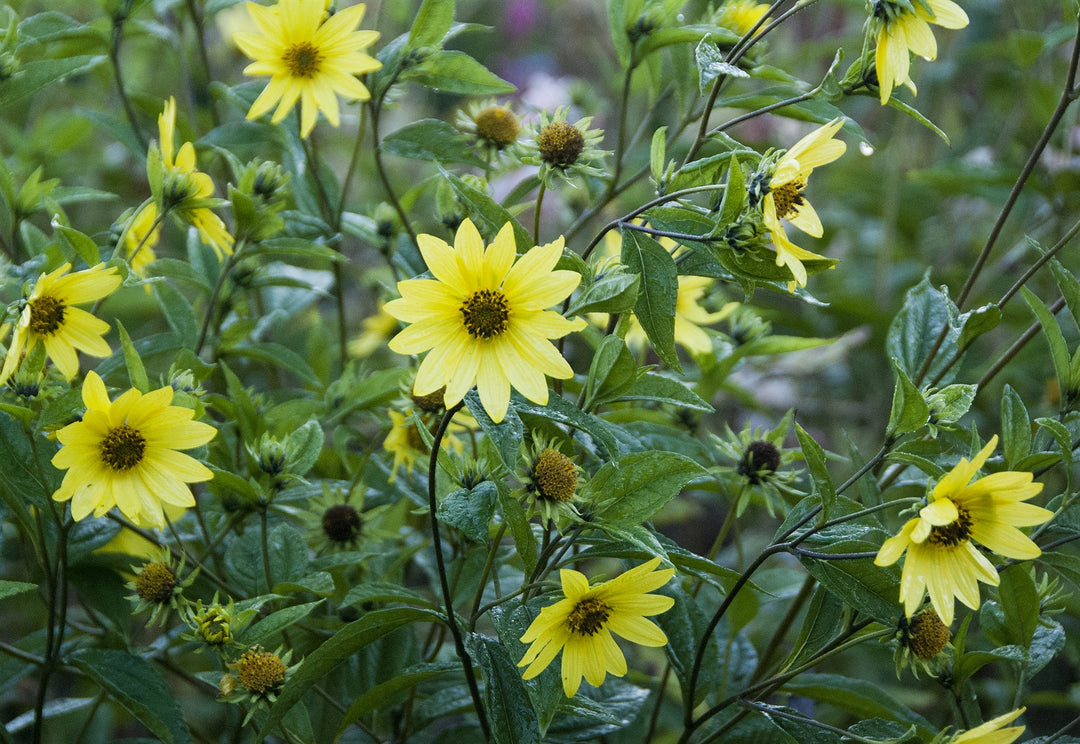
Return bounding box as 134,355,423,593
717,0,770,36
875,436,1051,626
382,408,465,482
518,557,675,697
347,301,398,358
626,275,737,356
942,707,1025,744
124,202,161,281
873,0,968,105
761,118,846,287
156,98,234,260
51,371,217,528
385,219,586,424
0,263,122,386
234,0,381,139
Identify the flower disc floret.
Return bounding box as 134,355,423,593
517,557,675,697
235,647,287,697
385,219,586,424
0,263,121,386
135,561,177,604
51,371,217,528
234,0,382,138
875,436,1051,625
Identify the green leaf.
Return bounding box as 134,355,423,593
926,384,976,426
383,119,488,167
1022,286,1072,406
116,321,149,393
621,229,680,372
68,649,193,744
794,422,835,519
336,664,457,739
998,568,1039,649
245,238,344,264
846,719,921,744
240,600,324,647
223,343,321,387
0,56,106,111
54,224,100,266
406,50,515,95
226,524,309,595
565,269,639,316
257,609,442,741
799,551,900,625
886,358,929,437
153,282,198,349
886,276,959,383
785,587,845,670
465,390,524,469
1000,385,1032,470
408,0,455,48
583,334,638,411
1051,259,1080,333
783,674,934,735
512,392,621,459
607,0,631,66
498,487,537,575
0,581,36,600
885,95,950,145
587,451,706,528
618,372,713,412
718,153,745,225
471,636,542,744
442,170,532,250
341,581,435,609
650,126,667,184
438,481,497,542
696,35,748,91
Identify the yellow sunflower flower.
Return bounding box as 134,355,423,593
155,98,234,260
716,0,770,36
234,0,381,139
875,436,1051,625
938,707,1025,744
0,263,122,386
518,557,675,697
385,219,586,424
124,202,162,281
873,0,968,105
51,371,217,528
382,407,466,482
760,118,846,287
625,275,737,356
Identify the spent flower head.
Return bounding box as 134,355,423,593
521,436,582,528
893,609,951,679
520,108,608,185
234,0,381,138
711,412,802,517
127,552,197,627
457,99,522,159
875,435,1052,625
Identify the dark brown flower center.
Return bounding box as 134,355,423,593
322,504,362,544
461,289,510,339
531,449,577,502
135,561,176,604
770,179,807,220
283,42,322,78
738,440,781,485
100,425,147,471
567,596,612,637
926,503,973,547
906,610,950,660
537,121,585,168
28,295,65,335
475,106,520,147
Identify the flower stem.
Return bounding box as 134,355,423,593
427,402,491,741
